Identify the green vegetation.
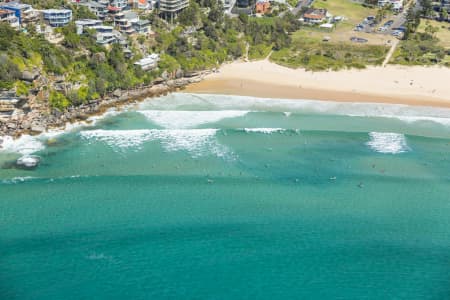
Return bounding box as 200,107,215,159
248,44,272,60
417,20,450,48
2,0,449,112
314,0,377,25
49,90,70,110
391,31,448,65
286,0,299,8
391,6,450,66
270,32,388,70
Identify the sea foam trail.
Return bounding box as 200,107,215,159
146,93,450,127
366,132,410,154
80,129,230,158
137,110,250,128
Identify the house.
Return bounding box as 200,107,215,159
77,1,108,18
237,0,249,7
159,0,189,20
302,8,327,24
378,0,403,11
75,18,102,33
94,26,118,44
0,2,38,25
130,0,151,10
114,12,134,34
0,8,19,28
75,19,120,45
110,0,128,10
255,0,270,14
134,53,160,71
75,0,128,18
132,19,150,34
42,9,72,27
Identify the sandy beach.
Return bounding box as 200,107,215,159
185,60,450,108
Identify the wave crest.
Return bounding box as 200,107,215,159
138,110,249,128
80,129,230,158
366,132,410,154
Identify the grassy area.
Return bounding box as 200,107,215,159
417,19,450,48
298,0,391,45
248,44,273,60
292,27,391,45
270,33,388,70
314,0,377,26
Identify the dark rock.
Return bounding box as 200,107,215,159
21,71,39,82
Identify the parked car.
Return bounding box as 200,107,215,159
350,37,368,43
384,20,394,27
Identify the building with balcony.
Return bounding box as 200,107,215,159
109,0,127,10
0,2,38,25
134,53,160,71
114,12,134,34
75,19,120,45
78,1,108,18
159,0,189,20
0,8,19,29
42,9,72,27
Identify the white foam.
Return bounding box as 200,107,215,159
138,110,249,128
243,128,285,134
146,93,450,128
0,135,45,155
366,132,410,154
387,115,450,127
80,129,230,158
1,176,35,184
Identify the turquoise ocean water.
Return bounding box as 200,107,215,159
1,93,450,299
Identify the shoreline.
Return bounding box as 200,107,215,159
0,73,208,139
185,60,450,109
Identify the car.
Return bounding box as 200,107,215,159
377,26,387,32
366,16,375,21
384,20,394,27
350,37,368,43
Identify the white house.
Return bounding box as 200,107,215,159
134,53,160,71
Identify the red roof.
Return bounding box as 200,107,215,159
108,5,121,11
304,13,325,19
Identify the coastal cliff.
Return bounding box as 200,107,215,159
0,71,208,138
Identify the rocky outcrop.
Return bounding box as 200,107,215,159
0,71,210,137
20,70,40,82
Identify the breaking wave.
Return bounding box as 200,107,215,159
366,132,410,154
243,128,285,134
138,110,250,128
0,135,45,155
80,129,231,158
